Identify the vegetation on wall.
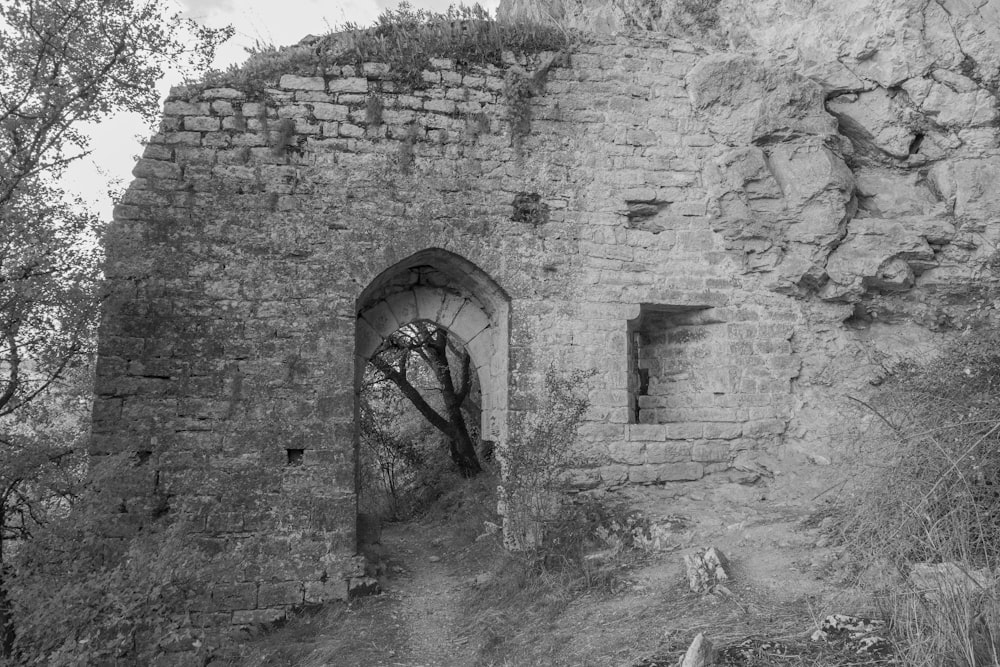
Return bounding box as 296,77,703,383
204,3,573,94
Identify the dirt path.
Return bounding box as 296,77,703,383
377,521,478,667
243,482,865,667
242,517,481,667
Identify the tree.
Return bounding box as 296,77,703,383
369,322,484,477
0,0,230,657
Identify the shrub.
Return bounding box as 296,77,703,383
6,482,220,664
842,328,1000,665
498,366,600,552
4,456,286,666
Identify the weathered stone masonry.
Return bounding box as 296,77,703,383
94,0,1000,625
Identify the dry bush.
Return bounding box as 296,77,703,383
841,329,1000,666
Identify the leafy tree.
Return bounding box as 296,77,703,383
369,322,484,477
0,0,230,658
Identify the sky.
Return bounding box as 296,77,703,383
65,0,500,219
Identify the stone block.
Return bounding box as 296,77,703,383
742,419,787,437
645,441,691,464
359,300,399,337
184,116,220,132
280,75,325,91
210,583,257,611
202,132,231,147
660,462,704,481
606,440,645,463
311,103,349,121
449,302,490,343
164,100,209,115
702,423,742,439
132,159,181,180
329,77,368,93
424,99,457,114
258,581,304,607
691,441,731,462
598,465,629,485
627,464,659,484
164,131,202,145
355,318,383,360
202,87,245,99
142,143,173,160
413,286,447,322
662,422,704,440
173,146,215,165
339,123,365,138
384,291,418,326
465,330,494,370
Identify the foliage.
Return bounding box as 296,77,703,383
0,0,229,659
503,51,565,154
499,366,599,551
204,2,572,93
3,453,307,666
843,330,1000,566
841,328,1000,665
5,457,195,665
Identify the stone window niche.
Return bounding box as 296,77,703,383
627,304,726,425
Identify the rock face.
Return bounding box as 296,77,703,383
93,0,1000,631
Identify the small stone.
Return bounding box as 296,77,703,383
428,555,441,563
681,632,714,667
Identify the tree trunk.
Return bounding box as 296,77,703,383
0,568,12,658
423,331,482,477
369,324,482,476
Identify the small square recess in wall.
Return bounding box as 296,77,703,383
286,448,304,466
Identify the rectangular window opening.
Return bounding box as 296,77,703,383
286,448,304,466
627,304,722,425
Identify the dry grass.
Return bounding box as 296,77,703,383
837,330,1000,666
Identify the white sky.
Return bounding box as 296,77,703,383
65,0,500,220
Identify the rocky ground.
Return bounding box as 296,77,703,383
238,480,891,667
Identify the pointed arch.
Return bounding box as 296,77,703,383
355,248,510,445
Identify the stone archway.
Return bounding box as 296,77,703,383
354,249,510,532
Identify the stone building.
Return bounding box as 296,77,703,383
93,0,1000,627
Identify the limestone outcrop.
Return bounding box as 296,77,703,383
499,0,1000,321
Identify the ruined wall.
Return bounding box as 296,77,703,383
94,0,1000,627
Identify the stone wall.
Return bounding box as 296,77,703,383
94,1,1000,627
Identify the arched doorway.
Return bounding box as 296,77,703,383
354,249,510,543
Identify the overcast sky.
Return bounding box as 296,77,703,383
66,0,499,220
